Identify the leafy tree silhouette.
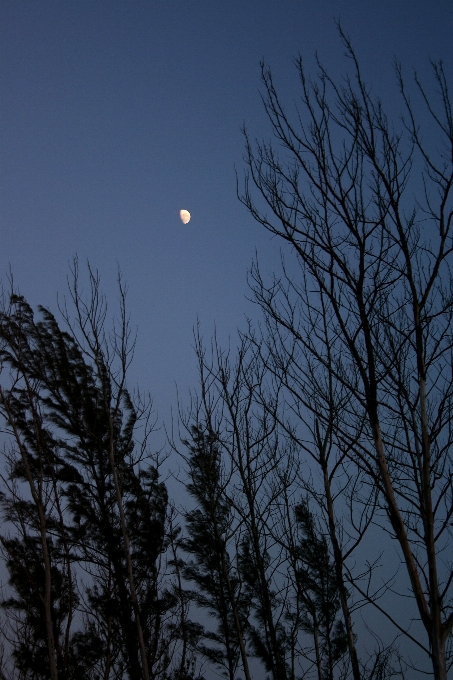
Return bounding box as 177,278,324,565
0,275,177,680
182,424,251,680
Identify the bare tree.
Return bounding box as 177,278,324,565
181,328,368,679
240,26,453,680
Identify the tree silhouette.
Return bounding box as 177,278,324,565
181,424,251,680
240,25,453,680
0,267,183,680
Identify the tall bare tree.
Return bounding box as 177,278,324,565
240,27,453,680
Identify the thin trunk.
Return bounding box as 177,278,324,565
366,319,445,678
361,284,445,677
230,412,287,680
207,485,246,676
170,534,190,680
372,423,428,620
40,510,58,680
50,458,75,678
37,484,59,680
215,575,236,680
103,564,113,680
0,388,59,680
312,610,324,680
248,509,287,680
431,634,447,680
108,414,151,680
101,497,143,677
219,542,252,680
417,330,446,680
320,454,361,680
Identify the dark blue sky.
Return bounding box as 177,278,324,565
1,0,452,432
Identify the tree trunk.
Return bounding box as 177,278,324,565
312,610,324,680
0,388,59,680
320,454,361,680
219,544,252,680
108,413,150,680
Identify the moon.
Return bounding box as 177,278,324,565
180,209,191,224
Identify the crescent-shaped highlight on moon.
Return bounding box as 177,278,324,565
180,209,191,224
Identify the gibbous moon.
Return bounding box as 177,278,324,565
180,209,191,224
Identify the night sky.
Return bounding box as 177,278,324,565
1,0,452,439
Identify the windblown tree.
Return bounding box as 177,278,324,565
240,27,453,680
0,264,193,680
181,424,251,680
0,385,80,680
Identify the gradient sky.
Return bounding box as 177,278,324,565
1,0,452,438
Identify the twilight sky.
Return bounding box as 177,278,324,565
1,0,452,436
